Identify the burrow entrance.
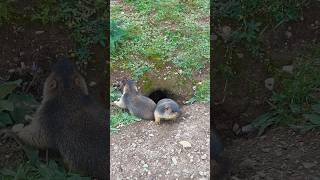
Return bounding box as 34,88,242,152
147,89,181,104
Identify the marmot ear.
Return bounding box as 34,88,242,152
123,84,129,93
49,79,57,89
75,77,81,86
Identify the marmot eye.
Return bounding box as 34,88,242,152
49,79,57,89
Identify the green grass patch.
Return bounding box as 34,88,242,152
187,78,210,104
110,109,138,133
110,86,138,132
252,45,320,134
111,0,209,79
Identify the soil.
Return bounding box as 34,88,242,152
110,103,210,180
213,1,320,179
0,20,106,171
224,127,320,179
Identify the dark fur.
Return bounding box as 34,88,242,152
22,58,108,179
156,98,181,114
121,80,156,120
211,131,231,179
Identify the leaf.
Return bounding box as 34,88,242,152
8,93,39,123
289,103,301,114
0,100,14,112
0,79,22,99
0,112,12,127
303,113,320,125
0,168,16,176
22,147,40,167
311,103,320,113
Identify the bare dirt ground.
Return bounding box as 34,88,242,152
223,127,320,180
110,103,210,180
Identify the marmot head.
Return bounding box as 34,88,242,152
43,57,88,101
123,80,138,95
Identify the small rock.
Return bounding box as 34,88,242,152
302,162,316,169
166,171,170,175
89,81,97,87
5,154,10,158
171,157,177,165
182,169,189,174
264,78,274,91
285,31,292,39
237,53,244,58
201,154,207,160
149,134,154,137
179,141,192,148
240,159,257,168
35,30,45,34
282,65,294,73
231,176,241,180
261,148,270,153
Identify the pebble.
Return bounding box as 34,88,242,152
201,154,207,160
282,65,294,73
171,156,177,165
264,77,274,91
89,81,96,87
179,140,192,148
302,162,316,169
285,31,292,39
35,30,45,34
261,148,271,153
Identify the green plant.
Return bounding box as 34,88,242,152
0,148,89,179
111,110,138,133
126,61,152,80
186,78,210,104
110,86,122,102
111,0,209,80
0,0,13,25
110,20,127,53
214,0,309,57
30,0,108,62
31,0,59,25
0,80,39,127
252,46,320,135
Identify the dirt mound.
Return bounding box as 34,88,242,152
110,103,210,179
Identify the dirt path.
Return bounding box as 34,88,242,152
224,127,320,179
110,103,210,180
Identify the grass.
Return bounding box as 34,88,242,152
214,0,309,57
187,77,210,104
0,0,108,62
252,45,320,134
110,87,138,132
111,0,209,79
